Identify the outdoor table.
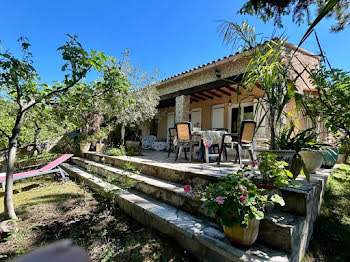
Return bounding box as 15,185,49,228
192,130,234,163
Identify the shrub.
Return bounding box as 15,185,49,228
107,146,126,156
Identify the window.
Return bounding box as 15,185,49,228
212,105,224,129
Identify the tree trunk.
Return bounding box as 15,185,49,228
121,123,126,146
31,123,42,156
269,110,276,150
4,111,25,219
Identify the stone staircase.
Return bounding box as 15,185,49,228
59,152,332,262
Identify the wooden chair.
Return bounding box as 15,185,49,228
217,120,256,167
167,127,176,157
175,122,199,162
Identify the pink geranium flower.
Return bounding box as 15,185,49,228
215,196,224,204
184,185,192,194
240,196,246,202
252,162,258,167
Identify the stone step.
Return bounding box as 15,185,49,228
59,162,289,262
80,152,325,218
71,156,306,255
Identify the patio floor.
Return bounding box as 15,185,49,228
117,150,253,179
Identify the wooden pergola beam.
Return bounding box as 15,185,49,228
190,98,199,103
206,90,222,98
216,88,231,96
198,92,213,99
225,85,237,92
191,94,206,101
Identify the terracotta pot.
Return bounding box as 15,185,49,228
96,143,104,153
336,153,347,164
80,142,91,153
223,219,260,247
126,140,141,150
299,150,324,174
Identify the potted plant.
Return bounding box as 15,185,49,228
251,153,294,212
92,129,108,153
192,122,201,132
79,134,93,153
299,141,325,174
337,137,349,164
185,171,285,247
275,122,314,180
321,145,339,168
125,124,142,150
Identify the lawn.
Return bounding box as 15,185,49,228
304,163,350,262
0,176,195,261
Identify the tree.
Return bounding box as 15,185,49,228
56,60,131,137
304,64,350,139
114,50,160,145
239,0,349,32
219,22,300,150
0,36,110,219
116,85,160,144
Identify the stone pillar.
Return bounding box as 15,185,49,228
175,95,190,122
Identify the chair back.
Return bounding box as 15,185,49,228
240,120,256,144
168,127,176,141
175,122,192,142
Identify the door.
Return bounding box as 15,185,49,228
190,108,202,128
212,104,224,129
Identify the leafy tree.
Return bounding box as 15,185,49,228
304,64,350,143
0,36,112,219
239,0,349,32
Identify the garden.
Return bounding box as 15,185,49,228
0,1,349,261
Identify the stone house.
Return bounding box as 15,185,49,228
143,41,326,147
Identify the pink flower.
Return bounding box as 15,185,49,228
240,196,246,202
215,196,224,204
252,162,258,167
184,185,192,194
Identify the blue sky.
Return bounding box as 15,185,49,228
1,0,349,85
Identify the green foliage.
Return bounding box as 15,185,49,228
51,133,80,154
276,121,317,153
107,146,126,156
305,65,350,140
257,153,294,188
238,0,350,32
89,129,108,143
186,171,284,227
304,164,350,261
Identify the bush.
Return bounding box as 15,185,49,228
107,146,126,156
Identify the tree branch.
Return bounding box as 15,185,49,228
22,67,91,113
0,128,10,139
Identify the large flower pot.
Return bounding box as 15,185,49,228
321,147,339,168
126,140,141,150
223,219,260,247
336,153,347,164
80,142,91,153
299,150,324,174
96,143,104,153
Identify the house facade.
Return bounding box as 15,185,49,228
143,42,326,147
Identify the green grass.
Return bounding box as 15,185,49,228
303,163,350,262
0,176,194,261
